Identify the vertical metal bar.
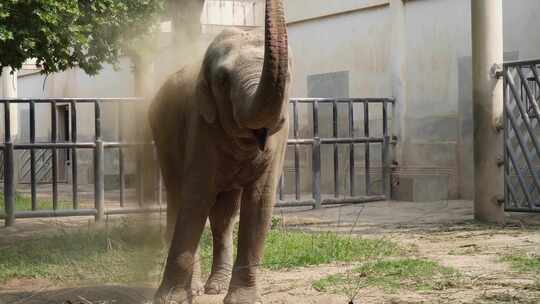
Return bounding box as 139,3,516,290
157,172,163,206
51,101,58,210
70,100,78,209
94,101,105,222
117,104,125,207
137,148,143,207
333,100,339,198
29,101,37,210
312,100,321,208
154,145,161,205
381,101,390,198
278,175,284,201
4,101,15,226
348,101,355,196
294,100,300,200
503,66,509,209
364,102,371,195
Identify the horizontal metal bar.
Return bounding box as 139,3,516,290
0,209,97,219
0,98,143,103
0,97,394,104
287,137,385,145
1,140,398,148
276,200,316,208
321,137,384,144
14,143,96,149
287,139,316,145
103,142,154,148
105,206,166,215
505,207,540,213
0,195,388,220
10,142,157,149
274,195,386,208
290,98,394,104
322,195,386,205
503,59,540,67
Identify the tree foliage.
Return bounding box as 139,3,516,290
0,0,164,75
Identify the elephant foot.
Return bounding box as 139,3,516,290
154,285,192,304
192,279,204,296
204,273,231,295
224,286,262,304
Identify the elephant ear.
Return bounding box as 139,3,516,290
196,77,217,124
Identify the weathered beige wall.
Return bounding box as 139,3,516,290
284,0,540,201
284,0,389,24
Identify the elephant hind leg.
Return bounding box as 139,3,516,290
205,189,242,295
155,192,211,304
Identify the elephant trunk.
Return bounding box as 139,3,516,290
238,0,288,130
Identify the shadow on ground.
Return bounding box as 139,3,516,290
0,285,154,304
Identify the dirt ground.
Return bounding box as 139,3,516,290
1,200,540,304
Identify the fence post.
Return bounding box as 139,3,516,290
3,101,15,226
382,100,391,199
313,137,322,209
312,100,322,208
94,101,105,223
70,100,79,209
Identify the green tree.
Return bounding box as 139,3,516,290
0,0,164,75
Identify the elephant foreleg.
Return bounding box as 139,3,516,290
205,189,242,295
224,177,277,304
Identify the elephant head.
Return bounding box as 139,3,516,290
196,0,290,148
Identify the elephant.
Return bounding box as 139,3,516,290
148,0,291,303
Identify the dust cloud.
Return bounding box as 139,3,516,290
118,0,210,211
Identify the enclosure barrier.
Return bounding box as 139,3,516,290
503,59,540,213
1,97,394,226
276,98,394,208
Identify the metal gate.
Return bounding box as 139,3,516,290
1,97,394,226
277,98,394,208
503,59,540,212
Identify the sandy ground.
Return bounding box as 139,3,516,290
1,200,540,304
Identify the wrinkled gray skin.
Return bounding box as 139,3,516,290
149,0,290,303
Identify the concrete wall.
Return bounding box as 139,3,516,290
398,0,472,201
284,0,540,201
503,0,540,60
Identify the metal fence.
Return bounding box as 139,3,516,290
276,98,393,208
503,59,540,212
1,97,394,226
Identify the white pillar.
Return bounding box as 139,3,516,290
1,67,18,138
472,0,505,223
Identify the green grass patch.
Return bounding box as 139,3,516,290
263,231,400,269
501,252,540,273
0,193,72,214
313,258,460,295
0,221,402,285
0,221,167,284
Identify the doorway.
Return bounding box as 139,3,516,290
56,104,70,182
